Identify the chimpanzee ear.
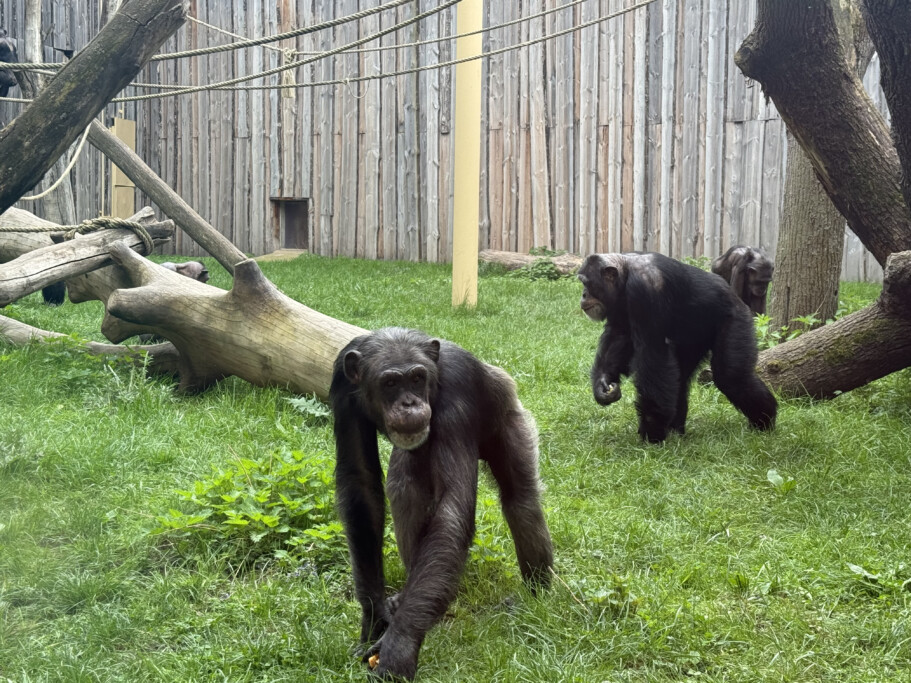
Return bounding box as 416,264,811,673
343,350,363,384
600,265,620,283
426,339,441,363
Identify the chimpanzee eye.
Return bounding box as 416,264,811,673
412,375,421,384
385,378,397,388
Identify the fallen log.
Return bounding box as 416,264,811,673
100,241,365,397
479,249,583,275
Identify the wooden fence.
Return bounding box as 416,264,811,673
0,0,888,280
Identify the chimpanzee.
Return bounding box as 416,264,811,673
330,327,553,680
711,245,774,316
579,252,777,443
161,260,209,283
0,29,18,99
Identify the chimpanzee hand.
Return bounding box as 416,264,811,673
363,628,420,681
593,374,622,405
358,608,391,650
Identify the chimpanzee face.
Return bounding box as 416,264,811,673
578,275,607,322
748,263,773,298
578,255,624,322
343,334,440,450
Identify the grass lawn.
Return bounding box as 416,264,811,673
1,255,909,682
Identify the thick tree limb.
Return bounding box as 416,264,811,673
0,0,188,214
861,0,911,212
101,242,365,396
86,120,247,274
735,0,911,265
758,251,911,398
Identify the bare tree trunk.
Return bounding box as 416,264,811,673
735,0,911,266
737,0,911,398
86,120,247,274
768,0,872,332
770,134,845,330
860,1,911,211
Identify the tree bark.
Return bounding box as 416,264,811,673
770,134,845,330
735,0,911,266
0,216,174,305
86,120,247,275
99,242,365,397
768,1,871,332
737,0,911,399
0,0,187,214
479,249,582,274
860,0,911,211
758,251,911,398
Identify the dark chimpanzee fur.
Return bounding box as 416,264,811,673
330,327,553,680
0,29,18,99
578,252,777,443
711,245,774,316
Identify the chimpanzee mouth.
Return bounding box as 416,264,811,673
388,427,430,451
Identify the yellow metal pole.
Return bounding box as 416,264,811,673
451,0,483,307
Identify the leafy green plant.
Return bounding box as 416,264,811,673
506,258,565,281
155,448,346,567
571,576,638,617
285,394,332,425
528,246,567,257
846,562,911,600
766,468,797,496
754,313,821,350
681,255,712,271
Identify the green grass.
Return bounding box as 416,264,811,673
1,255,910,682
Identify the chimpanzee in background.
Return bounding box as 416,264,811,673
330,327,553,680
578,252,777,443
160,260,210,283
0,29,18,99
711,245,774,316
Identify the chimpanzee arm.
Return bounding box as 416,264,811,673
368,437,479,679
591,321,634,405
332,393,390,645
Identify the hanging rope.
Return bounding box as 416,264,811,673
18,125,92,201
0,217,154,254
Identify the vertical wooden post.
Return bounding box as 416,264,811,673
110,117,136,218
451,0,483,307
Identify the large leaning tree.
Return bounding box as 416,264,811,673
736,0,911,397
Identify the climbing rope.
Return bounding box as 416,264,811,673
18,125,92,201
0,217,154,254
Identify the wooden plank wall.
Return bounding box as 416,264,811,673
0,0,891,280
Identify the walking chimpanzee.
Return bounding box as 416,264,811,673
711,245,774,316
578,252,777,443
329,327,553,680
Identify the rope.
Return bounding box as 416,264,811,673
18,125,92,201
0,0,655,103
0,217,154,253
109,0,461,103
145,0,658,96
8,0,597,69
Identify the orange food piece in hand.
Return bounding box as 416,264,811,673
368,654,380,669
